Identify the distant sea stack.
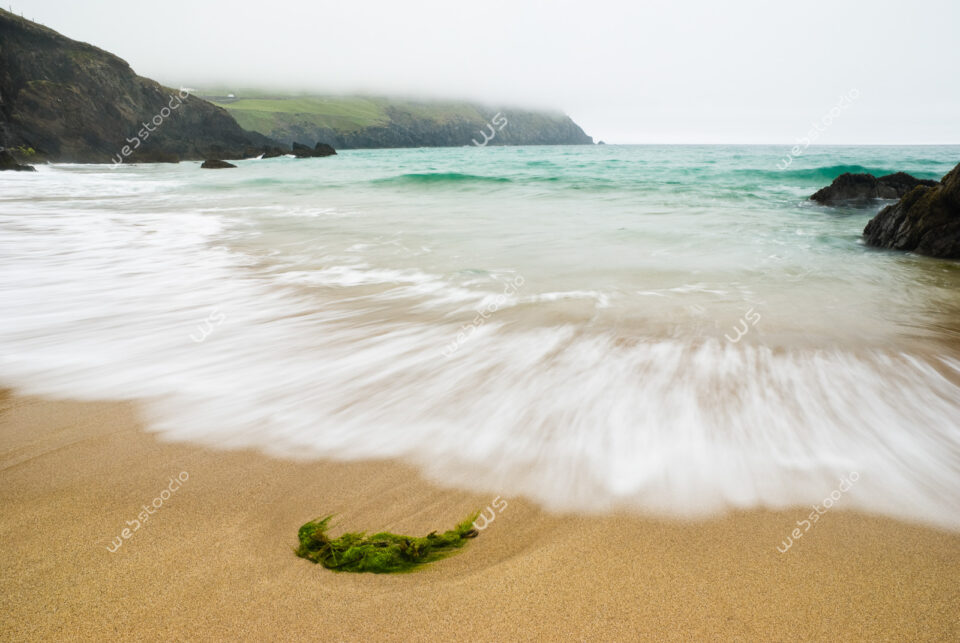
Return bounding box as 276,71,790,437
863,163,960,259
811,172,938,206
0,9,275,163
207,95,594,149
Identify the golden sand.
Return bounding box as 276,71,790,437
0,393,957,641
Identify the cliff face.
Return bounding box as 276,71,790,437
0,10,590,161
211,96,594,149
0,10,273,163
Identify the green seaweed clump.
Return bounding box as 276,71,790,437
295,512,480,573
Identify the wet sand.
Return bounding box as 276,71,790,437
1,393,957,641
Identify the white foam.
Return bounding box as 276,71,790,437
2,165,959,531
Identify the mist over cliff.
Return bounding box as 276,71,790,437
0,9,272,162
0,10,592,163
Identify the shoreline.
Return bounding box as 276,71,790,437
1,392,957,640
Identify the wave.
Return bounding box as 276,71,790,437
742,164,945,182
2,197,959,531
6,147,960,531
372,172,513,185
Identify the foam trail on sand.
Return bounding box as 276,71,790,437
2,151,959,530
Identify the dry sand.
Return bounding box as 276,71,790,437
0,392,957,641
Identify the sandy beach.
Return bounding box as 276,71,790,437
0,392,956,641
4,1,960,640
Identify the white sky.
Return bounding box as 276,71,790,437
14,0,960,143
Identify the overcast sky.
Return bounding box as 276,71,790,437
15,0,960,143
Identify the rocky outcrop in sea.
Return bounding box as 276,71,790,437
292,142,337,158
200,160,237,169
863,163,960,259
811,172,938,206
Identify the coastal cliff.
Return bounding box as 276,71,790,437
0,10,273,163
207,95,594,149
0,9,593,163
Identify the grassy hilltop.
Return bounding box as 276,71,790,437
205,93,594,149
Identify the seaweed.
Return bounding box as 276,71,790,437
294,512,480,573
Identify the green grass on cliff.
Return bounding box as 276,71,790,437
202,92,587,147
295,512,480,573
208,95,493,138
211,97,390,132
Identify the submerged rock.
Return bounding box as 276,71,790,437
200,159,236,169
811,172,937,206
0,149,36,171
863,163,960,258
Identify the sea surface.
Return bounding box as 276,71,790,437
2,145,959,528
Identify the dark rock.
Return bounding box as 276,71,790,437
874,172,938,199
0,149,36,171
811,173,878,205
811,172,938,206
291,142,313,157
200,159,236,169
863,163,960,258
291,141,337,158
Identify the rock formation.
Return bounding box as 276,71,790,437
811,172,938,206
291,142,337,158
863,163,960,259
200,159,237,169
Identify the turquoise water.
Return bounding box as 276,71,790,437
2,145,959,527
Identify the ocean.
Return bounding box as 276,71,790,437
2,144,959,528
